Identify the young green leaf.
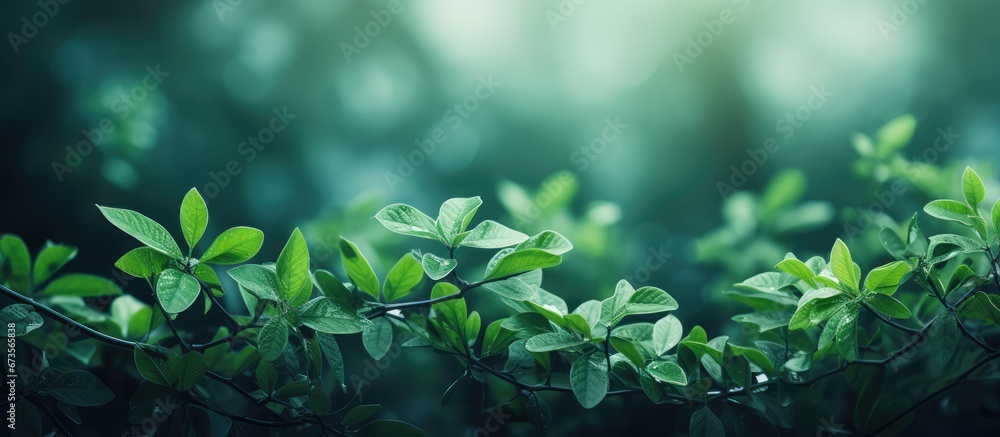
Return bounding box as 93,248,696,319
199,227,264,265
436,197,483,246
156,269,201,314
625,286,679,316
421,253,457,281
97,206,183,259
180,188,209,254
962,166,985,208
483,249,561,281
992,199,1000,235
652,315,683,356
362,318,394,360
830,239,860,292
1,234,32,293
924,200,975,225
514,231,574,255
875,113,916,155
32,243,77,286
863,261,911,295
258,317,288,362
383,254,423,302
115,247,169,279
788,288,850,330
36,370,114,407
277,228,311,306
480,277,538,302
957,292,1000,324
458,220,529,249
227,265,281,301
570,354,608,409
296,297,373,334
775,257,817,288
374,204,440,242
133,345,169,386
339,237,380,299
39,274,122,297
645,360,687,386
865,294,911,319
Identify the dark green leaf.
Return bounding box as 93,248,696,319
40,273,122,297
258,317,288,362
344,404,381,425
296,297,373,334
570,354,608,409
363,318,394,360
0,304,43,336
37,370,115,406
356,419,425,436
227,265,281,301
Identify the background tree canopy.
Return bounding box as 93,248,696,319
2,0,1000,435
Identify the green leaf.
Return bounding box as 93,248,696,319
384,254,423,302
97,206,183,259
992,199,1000,236
875,113,916,156
39,274,122,297
36,370,114,407
731,311,792,333
483,249,561,280
835,307,860,361
375,204,440,241
645,360,687,386
314,269,352,304
727,343,775,375
430,282,468,346
1,234,31,293
274,378,310,398
227,265,281,302
156,269,201,314
863,261,911,295
525,392,552,434
830,238,859,292
610,337,645,367
525,331,586,352
115,247,169,278
775,257,817,288
690,405,724,437
515,230,574,255
296,297,373,334
570,354,608,409
134,345,170,385
480,277,538,302
344,404,382,425
363,318,394,360
788,288,850,330
600,279,634,327
652,315,683,356
437,197,483,246
256,360,277,393
199,227,264,265
339,237,380,298
111,295,152,339
167,351,207,391
957,292,1000,324
0,304,43,336
317,333,346,392
277,228,311,306
928,315,958,369
879,227,906,260
626,286,678,316
924,199,975,225
962,166,986,208
865,294,911,319
421,253,457,281
356,420,425,436
258,317,288,362
180,188,209,253
459,220,529,249
32,243,77,286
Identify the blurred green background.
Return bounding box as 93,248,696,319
3,0,1000,435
